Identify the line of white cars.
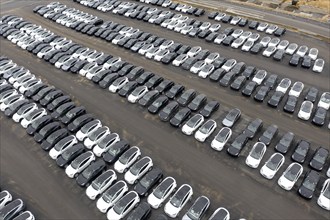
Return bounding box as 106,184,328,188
0,189,35,220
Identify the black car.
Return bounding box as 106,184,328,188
61,106,86,125
305,87,318,103
208,11,219,19
238,18,248,26
249,20,259,29
205,32,219,42
222,36,235,46
177,45,191,55
273,131,295,154
309,147,328,171
26,115,53,135
47,95,71,111
274,27,286,36
70,60,89,73
56,143,85,168
169,107,191,127
230,76,246,90
96,54,113,65
51,101,75,119
243,118,263,139
76,160,106,187
134,167,163,196
312,107,327,126
161,52,177,64
241,66,256,79
34,121,61,143
99,73,119,89
267,91,284,107
41,128,69,151
127,67,144,81
209,68,226,82
259,124,278,146
301,56,312,68
188,94,206,111
0,84,13,94
4,99,29,117
177,89,196,106
222,15,232,23
298,170,320,199
283,96,298,113
231,62,246,75
181,57,198,70
148,96,169,114
291,140,310,163
254,86,270,102
289,54,301,66
165,84,184,99
183,196,210,220
103,140,130,164
227,133,249,157
138,90,160,107
92,70,112,83
219,71,236,87
159,101,179,121
118,81,138,97
145,75,163,89
155,80,174,93
0,199,25,220
68,113,94,132
273,49,285,61
199,100,219,118
24,83,47,98
118,64,135,76
212,57,227,69
127,202,151,220
31,86,55,102
250,43,263,54
264,74,278,89
198,29,211,39
39,90,63,106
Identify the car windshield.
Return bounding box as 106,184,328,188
62,148,74,160
313,153,326,163
90,130,103,141
200,123,212,134
81,122,95,133
232,139,243,149
302,179,316,191
71,157,82,169
302,103,311,112
82,167,93,179
266,158,278,170
187,116,200,127
153,99,164,108
113,203,124,215
264,128,274,138
91,179,103,190
170,196,182,208
187,207,201,219
250,145,263,159
130,164,141,175
284,168,297,182
163,105,173,114
321,94,330,103
132,88,143,96
323,186,330,199
140,176,152,188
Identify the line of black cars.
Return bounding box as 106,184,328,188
35,2,329,128
0,189,35,220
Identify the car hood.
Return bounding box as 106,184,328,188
299,186,313,199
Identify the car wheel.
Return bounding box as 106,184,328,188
148,166,153,171
74,173,78,178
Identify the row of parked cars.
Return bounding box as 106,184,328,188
1,11,328,212
76,0,324,73
0,189,35,220
0,58,240,219
34,3,329,128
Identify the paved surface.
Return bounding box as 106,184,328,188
0,0,330,220
184,0,330,39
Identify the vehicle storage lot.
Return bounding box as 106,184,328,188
0,0,329,219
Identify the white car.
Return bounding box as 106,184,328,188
13,74,35,89
12,103,38,123
317,178,330,210
79,62,98,76
182,114,204,135
205,53,220,64
265,25,278,34
174,23,186,32
215,13,226,21
257,22,269,31
20,108,47,128
187,46,202,57
49,135,78,159
76,119,102,141
230,16,241,25
262,46,277,57
298,100,313,120
86,169,117,200
252,70,267,85
241,40,254,52
276,78,291,93
0,94,25,111
164,184,193,218
180,26,193,35
127,86,149,104
245,142,266,169
19,79,41,94
65,151,96,178
285,43,298,55
214,34,227,44
154,50,170,62
248,33,260,42
312,58,324,73
8,70,31,84
308,48,318,60
222,59,237,72
124,156,153,184
0,89,18,103
260,153,285,179
190,61,206,74
211,127,232,151
288,82,304,97
145,47,161,59
172,54,189,66
114,146,141,173
93,133,120,157
296,45,309,57
198,64,215,78
0,190,12,210
209,207,230,220
277,40,289,50
96,181,128,213
147,177,177,209
199,22,211,30
209,23,221,32
259,36,271,47
109,77,129,93
84,126,110,149
106,191,140,220
231,38,245,49
194,119,217,142
318,92,330,110
86,66,104,80
277,162,303,191
231,29,243,39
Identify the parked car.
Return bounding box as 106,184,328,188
298,101,313,120
317,179,330,210
291,140,310,163
258,124,278,146
277,162,303,191
164,184,193,218
124,156,153,184
194,119,217,142
245,142,267,168
260,153,285,179
106,191,140,220
226,133,249,157
298,170,320,199
134,167,163,197
147,177,177,209
309,147,328,171
182,196,210,220
209,207,230,220
275,132,294,154
222,108,241,127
